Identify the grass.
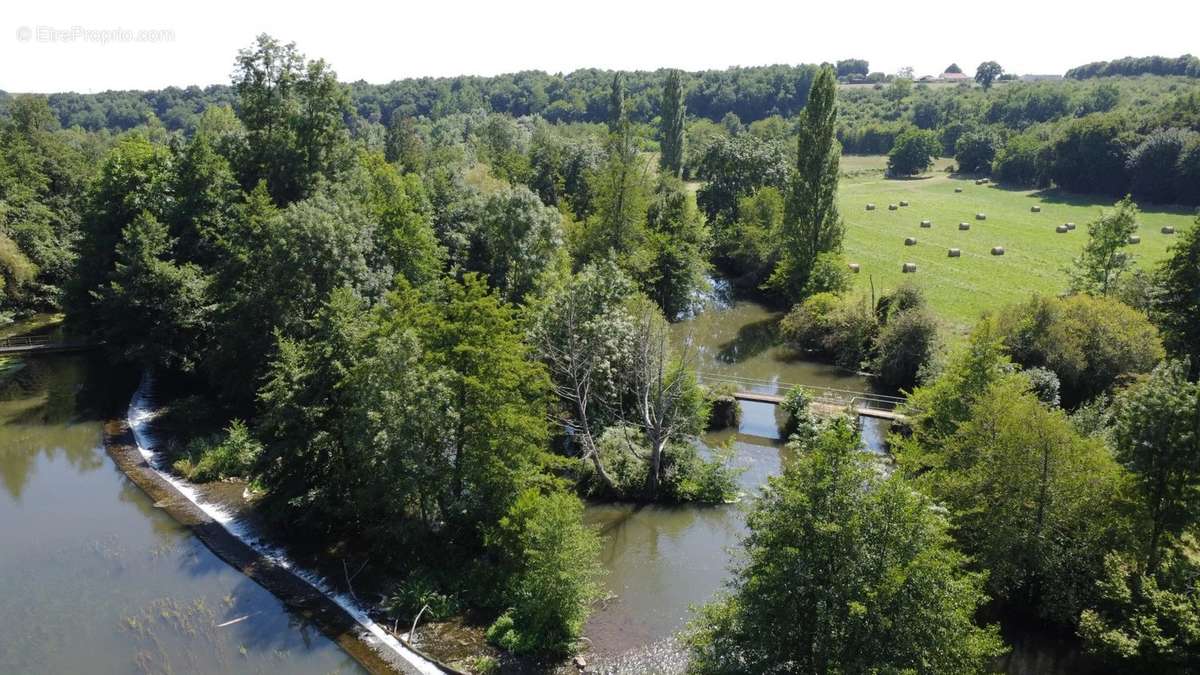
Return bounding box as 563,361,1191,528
836,157,1196,336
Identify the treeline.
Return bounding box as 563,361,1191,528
1067,54,1200,79
0,62,827,133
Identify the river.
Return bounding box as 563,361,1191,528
0,354,364,674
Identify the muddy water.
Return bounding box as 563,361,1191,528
0,355,363,675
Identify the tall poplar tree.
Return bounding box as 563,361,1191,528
608,72,627,135
659,70,686,177
770,65,843,302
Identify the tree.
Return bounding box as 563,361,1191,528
770,66,844,301
579,87,651,264
1068,196,1139,296
946,63,964,74
955,129,1000,173
687,419,1004,674
1112,360,1200,574
356,151,444,288
695,134,789,234
384,111,425,173
872,300,939,391
835,59,869,79
608,72,626,135
93,212,211,373
911,374,1130,623
658,70,686,177
643,177,710,319
1154,216,1200,374
995,294,1164,406
1128,129,1196,204
624,296,707,498
976,61,1004,90
887,127,940,176
233,34,351,204
1048,113,1131,196
477,186,566,303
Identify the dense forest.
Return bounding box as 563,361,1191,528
3,35,1200,672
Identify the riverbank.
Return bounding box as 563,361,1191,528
104,374,444,675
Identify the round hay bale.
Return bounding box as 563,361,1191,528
899,200,910,207
866,203,876,211
902,262,917,273
1065,222,1076,230
959,222,971,231
920,219,932,228
948,248,961,257
888,203,899,211
848,263,861,273
904,237,918,246
954,187,964,193
975,213,987,220
1128,235,1141,245
991,246,1005,256
1031,205,1041,213
1162,226,1176,235
1056,225,1069,233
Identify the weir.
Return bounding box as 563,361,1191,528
699,371,910,423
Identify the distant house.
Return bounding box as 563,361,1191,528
940,71,971,82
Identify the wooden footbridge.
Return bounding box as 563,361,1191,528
699,372,910,423
0,334,100,355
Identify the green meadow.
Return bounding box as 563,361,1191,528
836,156,1196,335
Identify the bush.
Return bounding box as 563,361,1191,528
887,128,940,176
992,132,1049,187
487,489,603,655
171,420,262,482
780,292,841,351
583,426,740,503
384,571,461,623
955,129,1000,174
872,307,939,391
778,387,826,444
704,383,742,431
1023,366,1062,407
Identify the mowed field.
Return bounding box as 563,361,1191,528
836,156,1196,335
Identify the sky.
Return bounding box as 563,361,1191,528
3,0,1198,93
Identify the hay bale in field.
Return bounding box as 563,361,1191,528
1065,222,1076,230
954,187,964,193
899,200,910,207
1031,205,1042,213
975,213,987,220
888,203,899,211
959,222,971,231
1129,235,1141,244
866,203,876,211
991,246,1005,256
902,262,917,273
848,263,861,273
1162,226,1176,234
905,237,918,246
920,219,932,228
948,248,961,257
1056,225,1070,233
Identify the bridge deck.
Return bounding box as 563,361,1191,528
732,390,909,423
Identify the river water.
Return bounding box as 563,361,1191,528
0,354,363,674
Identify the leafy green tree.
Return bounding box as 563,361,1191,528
608,72,626,135
1068,196,1140,296
687,419,1004,674
486,489,604,654
1154,216,1200,374
887,127,940,176
384,111,425,173
169,131,242,267
995,294,1164,406
233,34,351,204
694,134,789,229
356,151,444,288
93,212,211,372
1111,360,1200,573
477,186,567,303
1048,113,1131,196
727,186,784,284
955,129,1000,173
643,177,710,319
659,70,686,177
872,300,939,391
976,61,1004,90
946,63,964,74
579,114,651,264
912,375,1131,623
770,66,844,302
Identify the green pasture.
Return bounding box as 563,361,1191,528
836,159,1196,334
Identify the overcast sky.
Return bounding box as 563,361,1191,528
3,0,1198,93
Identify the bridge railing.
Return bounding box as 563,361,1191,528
0,334,53,349
697,371,907,412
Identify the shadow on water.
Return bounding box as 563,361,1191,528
714,316,780,364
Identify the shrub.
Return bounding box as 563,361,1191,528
778,387,826,444
487,489,603,655
704,383,742,431
955,129,1000,174
780,292,841,351
384,571,461,623
1023,367,1062,407
872,307,939,391
171,420,262,482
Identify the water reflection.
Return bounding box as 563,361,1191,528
0,355,362,674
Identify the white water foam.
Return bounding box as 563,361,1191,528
126,372,443,675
